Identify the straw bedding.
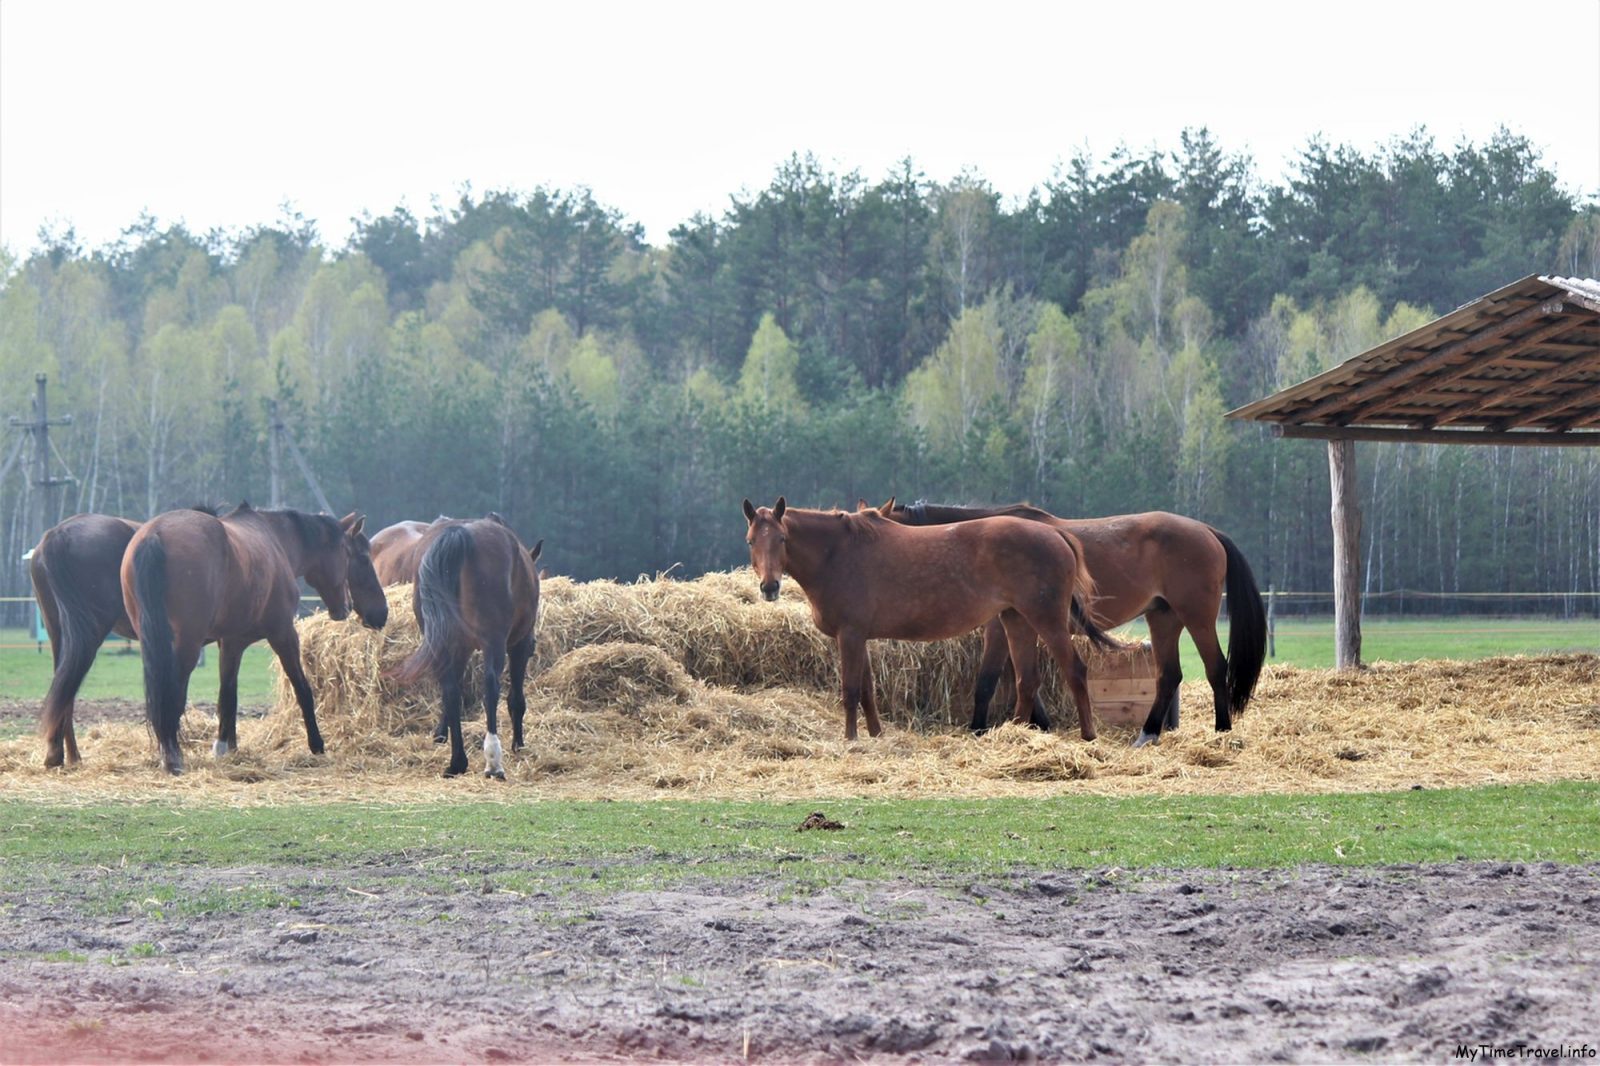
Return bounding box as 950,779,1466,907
1,570,1596,804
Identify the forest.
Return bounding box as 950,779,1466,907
3,126,1599,624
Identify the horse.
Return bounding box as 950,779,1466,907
743,497,1120,742
371,513,512,585
390,518,543,778
121,503,389,774
882,500,1267,747
29,513,140,767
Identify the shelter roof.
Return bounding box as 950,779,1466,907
1226,275,1600,446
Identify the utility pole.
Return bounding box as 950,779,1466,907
6,374,75,540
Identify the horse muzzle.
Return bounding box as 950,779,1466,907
362,608,389,631
760,580,781,602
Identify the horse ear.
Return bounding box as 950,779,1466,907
856,497,870,512
742,499,757,524
339,511,365,535
528,539,544,565
878,496,895,516
773,497,786,521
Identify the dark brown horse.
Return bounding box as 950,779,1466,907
883,500,1266,746
743,498,1120,741
29,513,140,767
122,504,389,774
391,518,543,778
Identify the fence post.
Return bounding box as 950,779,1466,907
1267,583,1276,659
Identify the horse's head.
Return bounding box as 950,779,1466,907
305,513,389,630
742,496,787,601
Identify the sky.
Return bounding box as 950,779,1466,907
2,0,1598,256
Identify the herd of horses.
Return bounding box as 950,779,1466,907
24,495,1265,778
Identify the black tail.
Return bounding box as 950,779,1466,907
1070,595,1123,651
132,538,185,763
33,544,118,751
394,525,472,685
1213,528,1266,715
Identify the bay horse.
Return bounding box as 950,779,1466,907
743,498,1120,741
390,518,543,778
122,503,389,774
884,500,1267,746
29,513,140,767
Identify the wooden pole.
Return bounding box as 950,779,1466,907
268,400,283,509
1266,583,1277,659
1328,438,1363,670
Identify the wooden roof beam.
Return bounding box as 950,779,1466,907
1272,423,1600,447
1496,378,1600,430
1427,342,1600,428
1292,301,1564,424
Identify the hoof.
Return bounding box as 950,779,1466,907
212,740,232,758
486,769,506,781
308,739,325,756
1133,731,1160,748
443,765,467,779
432,732,447,745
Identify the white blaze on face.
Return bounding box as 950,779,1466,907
485,732,504,776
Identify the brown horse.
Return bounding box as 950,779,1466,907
29,513,140,767
391,518,543,778
370,513,513,585
370,519,438,585
883,500,1266,746
743,498,1119,741
122,504,389,774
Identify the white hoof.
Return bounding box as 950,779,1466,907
212,739,232,758
1133,731,1161,748
484,733,504,778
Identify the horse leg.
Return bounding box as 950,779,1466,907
1181,613,1232,734
970,617,1010,735
268,628,324,756
1026,614,1097,742
212,639,246,757
997,611,1044,729
438,651,470,778
481,642,507,780
836,633,874,740
156,641,203,776
860,658,884,738
507,632,534,752
1135,609,1185,748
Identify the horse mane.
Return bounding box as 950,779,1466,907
229,503,342,550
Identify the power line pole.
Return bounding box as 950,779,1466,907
6,373,75,542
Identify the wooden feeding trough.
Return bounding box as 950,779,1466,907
1085,640,1174,730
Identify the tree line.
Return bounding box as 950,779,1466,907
3,126,1599,626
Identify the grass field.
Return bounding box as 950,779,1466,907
3,782,1597,895
1,616,1593,707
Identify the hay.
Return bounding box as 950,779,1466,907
0,566,1596,805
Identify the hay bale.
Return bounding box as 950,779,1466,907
537,642,694,713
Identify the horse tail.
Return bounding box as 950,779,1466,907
1211,527,1266,716
394,525,472,685
131,537,184,754
1059,529,1123,651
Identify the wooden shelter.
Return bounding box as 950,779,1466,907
1226,275,1600,669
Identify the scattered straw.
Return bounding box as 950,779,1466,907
1,569,1596,805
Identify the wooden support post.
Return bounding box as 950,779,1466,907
1266,583,1276,659
1328,438,1363,670
268,400,283,509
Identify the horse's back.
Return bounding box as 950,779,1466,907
372,519,433,585
413,518,539,641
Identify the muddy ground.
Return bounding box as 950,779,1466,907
3,859,1598,1064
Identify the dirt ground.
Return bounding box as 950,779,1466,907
2,858,1598,1064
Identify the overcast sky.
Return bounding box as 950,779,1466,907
2,0,1597,256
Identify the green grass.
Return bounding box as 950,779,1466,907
3,785,1596,899
1120,615,1597,679
0,628,277,704
1,617,1592,706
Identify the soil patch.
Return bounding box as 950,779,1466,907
2,861,1596,1063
